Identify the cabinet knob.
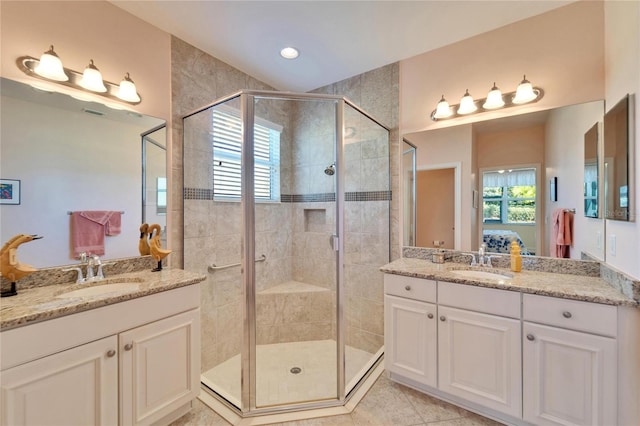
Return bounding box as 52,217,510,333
562,311,572,319
124,343,133,351
526,334,535,341
106,349,116,358
439,316,446,322
404,285,411,291
427,313,434,319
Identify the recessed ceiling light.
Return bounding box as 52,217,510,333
280,47,299,59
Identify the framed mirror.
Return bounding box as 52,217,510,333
404,100,605,259
584,122,600,218
604,94,632,221
0,78,166,268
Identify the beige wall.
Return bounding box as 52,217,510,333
0,1,171,120
476,125,545,169
400,1,604,135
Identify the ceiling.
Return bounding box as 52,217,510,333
111,1,575,93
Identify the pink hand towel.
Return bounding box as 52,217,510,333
71,212,106,257
105,211,121,236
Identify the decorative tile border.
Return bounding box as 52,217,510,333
184,188,392,202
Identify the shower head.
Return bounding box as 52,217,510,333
324,163,335,176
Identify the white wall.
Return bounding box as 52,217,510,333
0,94,151,268
604,0,640,279
545,101,605,260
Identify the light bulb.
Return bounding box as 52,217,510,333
117,73,141,102
483,83,505,110
433,95,452,119
79,60,107,93
457,89,477,115
33,45,68,82
513,75,538,104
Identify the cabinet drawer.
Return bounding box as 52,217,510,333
384,274,436,303
523,294,617,337
438,281,520,319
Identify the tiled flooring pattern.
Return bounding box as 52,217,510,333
170,374,504,426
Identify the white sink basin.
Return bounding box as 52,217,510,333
57,283,141,298
450,269,512,281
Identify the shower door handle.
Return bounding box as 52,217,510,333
329,234,339,252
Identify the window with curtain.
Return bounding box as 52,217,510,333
483,168,536,224
211,107,281,201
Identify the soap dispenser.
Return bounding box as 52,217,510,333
510,241,522,272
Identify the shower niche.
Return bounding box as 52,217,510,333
183,91,390,417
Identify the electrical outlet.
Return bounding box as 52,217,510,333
609,234,616,256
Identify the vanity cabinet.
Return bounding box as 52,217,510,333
1,335,119,426
0,284,201,426
522,294,617,426
383,273,625,425
384,275,437,387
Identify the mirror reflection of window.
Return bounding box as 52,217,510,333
156,177,167,215
482,167,536,255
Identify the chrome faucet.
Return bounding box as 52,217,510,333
86,254,101,281
476,243,489,267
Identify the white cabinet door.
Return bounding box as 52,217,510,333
1,335,118,426
438,306,521,418
523,322,617,426
119,309,200,426
384,295,437,387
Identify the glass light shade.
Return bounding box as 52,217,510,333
433,95,452,119
280,47,299,59
117,73,140,102
79,60,107,93
33,46,68,82
483,83,505,109
512,75,537,104
457,89,477,115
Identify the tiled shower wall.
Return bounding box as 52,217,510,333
172,35,400,370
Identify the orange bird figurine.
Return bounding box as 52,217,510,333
138,223,151,256
148,224,171,272
1,234,43,297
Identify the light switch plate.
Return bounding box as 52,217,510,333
609,234,616,256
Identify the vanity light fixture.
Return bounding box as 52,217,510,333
78,60,107,93
17,44,142,105
433,95,453,119
457,89,477,115
431,75,543,121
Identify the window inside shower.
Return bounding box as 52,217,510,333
182,92,389,415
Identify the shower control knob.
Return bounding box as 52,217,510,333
427,313,434,319
404,285,411,291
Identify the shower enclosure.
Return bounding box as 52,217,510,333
183,91,390,416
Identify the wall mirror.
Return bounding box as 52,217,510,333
584,122,600,218
404,100,605,260
604,94,633,221
402,140,416,246
0,77,166,268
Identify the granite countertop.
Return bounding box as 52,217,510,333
0,268,206,331
381,258,637,307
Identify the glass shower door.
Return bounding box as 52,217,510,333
253,96,339,408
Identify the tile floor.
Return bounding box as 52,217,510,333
170,374,505,426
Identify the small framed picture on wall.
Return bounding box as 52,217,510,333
0,179,21,205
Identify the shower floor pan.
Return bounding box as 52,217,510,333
201,339,373,408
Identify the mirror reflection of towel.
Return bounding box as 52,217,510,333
551,208,573,258
71,211,122,257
